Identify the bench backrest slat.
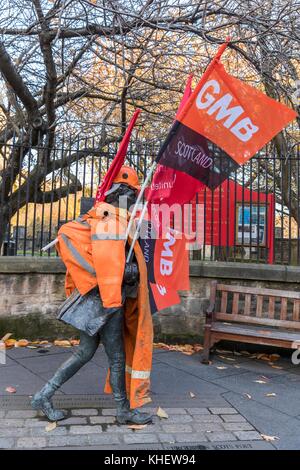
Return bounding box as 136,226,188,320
256,295,263,317
293,301,300,321
269,297,275,319
280,298,288,321
244,294,251,316
217,284,300,300
232,293,239,315
220,291,228,313
215,313,300,330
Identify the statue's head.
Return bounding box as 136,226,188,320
104,165,140,211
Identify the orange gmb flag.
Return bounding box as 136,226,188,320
157,46,297,189
179,61,297,165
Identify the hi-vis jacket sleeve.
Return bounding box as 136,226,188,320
88,203,128,308
65,270,76,297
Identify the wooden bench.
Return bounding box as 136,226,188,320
202,281,300,363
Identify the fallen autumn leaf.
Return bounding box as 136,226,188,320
156,407,169,419
269,354,280,362
16,339,29,347
54,340,71,347
4,339,16,349
261,434,280,442
153,342,203,355
127,424,148,430
216,349,233,355
257,354,271,361
45,422,57,432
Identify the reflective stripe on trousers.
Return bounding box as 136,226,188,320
126,365,151,379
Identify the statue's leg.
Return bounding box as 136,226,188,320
31,331,100,421
101,309,153,425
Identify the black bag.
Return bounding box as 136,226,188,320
57,287,121,336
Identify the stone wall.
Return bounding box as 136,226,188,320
1,257,300,342
0,258,74,339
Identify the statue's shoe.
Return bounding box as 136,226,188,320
116,408,153,425
31,392,66,422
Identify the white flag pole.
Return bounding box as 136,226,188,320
124,160,156,244
41,237,58,251
126,200,149,263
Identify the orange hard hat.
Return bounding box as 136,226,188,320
112,165,140,191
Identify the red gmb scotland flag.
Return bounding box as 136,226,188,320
157,43,297,189
147,75,204,205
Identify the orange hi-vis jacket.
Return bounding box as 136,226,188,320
56,202,153,408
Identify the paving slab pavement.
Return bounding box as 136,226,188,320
0,345,298,449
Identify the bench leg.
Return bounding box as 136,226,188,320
201,326,211,364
